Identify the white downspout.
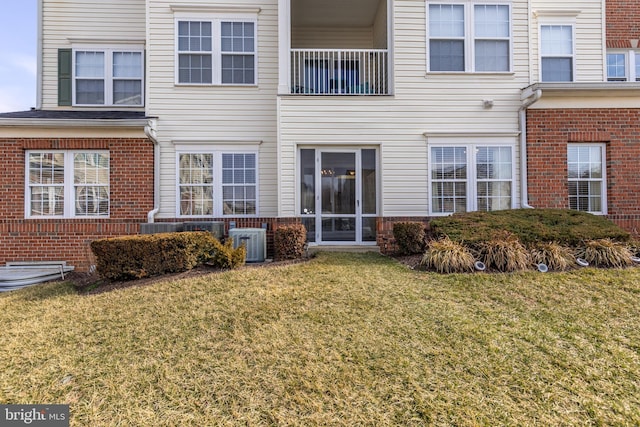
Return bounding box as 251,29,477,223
144,119,160,223
36,0,43,109
519,89,542,209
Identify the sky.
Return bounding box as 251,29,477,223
0,1,37,113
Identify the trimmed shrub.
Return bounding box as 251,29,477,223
431,209,630,246
529,242,575,271
209,238,246,269
576,239,633,268
476,232,529,272
393,222,426,255
421,237,475,273
274,223,307,261
91,232,216,280
91,232,247,280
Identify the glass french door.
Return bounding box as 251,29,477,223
300,148,377,244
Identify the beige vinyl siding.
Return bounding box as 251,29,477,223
41,0,146,109
292,27,373,49
530,0,605,82
279,0,527,217
147,0,279,218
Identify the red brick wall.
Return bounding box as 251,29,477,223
606,0,640,48
527,108,640,236
0,138,154,271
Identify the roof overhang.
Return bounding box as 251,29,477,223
0,110,152,128
0,118,149,128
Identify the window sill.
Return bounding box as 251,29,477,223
72,104,145,108
25,216,111,220
175,83,259,88
177,215,260,219
425,72,516,78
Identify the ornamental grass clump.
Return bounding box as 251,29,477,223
576,239,633,268
477,232,529,272
421,237,475,273
530,242,575,271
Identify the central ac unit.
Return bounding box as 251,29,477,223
183,221,225,239
140,222,184,234
228,228,267,262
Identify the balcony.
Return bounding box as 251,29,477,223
291,49,389,95
283,0,390,95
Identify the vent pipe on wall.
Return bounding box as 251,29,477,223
519,88,542,209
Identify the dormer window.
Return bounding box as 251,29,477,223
73,48,144,106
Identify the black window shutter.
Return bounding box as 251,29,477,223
58,49,72,106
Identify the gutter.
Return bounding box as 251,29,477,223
519,88,542,209
36,0,43,109
144,118,160,223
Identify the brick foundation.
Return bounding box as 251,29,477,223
376,217,432,254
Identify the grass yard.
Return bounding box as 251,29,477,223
1,252,639,426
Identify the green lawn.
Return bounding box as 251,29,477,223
1,252,639,426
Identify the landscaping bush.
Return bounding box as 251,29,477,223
91,232,216,280
393,222,426,255
91,232,246,280
210,238,247,269
576,239,633,268
477,232,530,272
431,209,630,246
421,237,475,273
529,242,575,271
274,223,307,261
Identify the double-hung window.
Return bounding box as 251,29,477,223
428,2,511,72
540,25,574,82
178,151,257,217
567,144,606,214
606,51,640,81
177,18,256,85
74,48,143,106
430,144,513,214
26,151,110,218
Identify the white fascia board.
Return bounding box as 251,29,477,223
0,119,149,128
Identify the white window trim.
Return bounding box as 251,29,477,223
175,148,259,218
425,0,513,74
25,150,110,219
606,50,640,82
174,13,258,86
567,143,607,215
72,45,144,107
427,141,516,216
538,21,576,82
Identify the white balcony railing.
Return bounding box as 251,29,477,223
291,49,389,95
